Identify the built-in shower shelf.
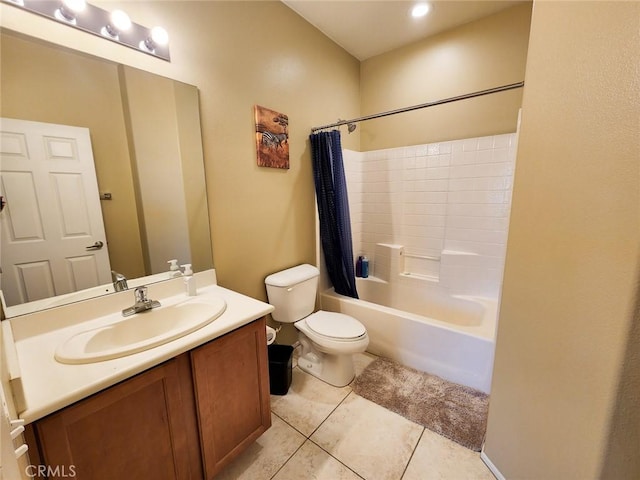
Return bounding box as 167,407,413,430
399,272,438,282
403,253,441,261
441,250,480,256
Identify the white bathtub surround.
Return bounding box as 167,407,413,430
440,249,505,298
321,275,496,393
344,132,517,298
319,133,515,396
372,243,404,281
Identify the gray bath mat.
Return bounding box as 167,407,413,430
351,357,489,451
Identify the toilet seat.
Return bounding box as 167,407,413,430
305,311,366,340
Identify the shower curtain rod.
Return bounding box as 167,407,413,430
310,81,524,133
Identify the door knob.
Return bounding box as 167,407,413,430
86,241,104,250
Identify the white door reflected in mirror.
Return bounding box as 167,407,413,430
0,118,112,307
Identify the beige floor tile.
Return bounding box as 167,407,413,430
352,351,377,378
402,428,494,480
272,440,363,480
270,367,352,436
311,392,423,480
215,413,305,480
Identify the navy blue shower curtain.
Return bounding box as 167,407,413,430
310,130,358,299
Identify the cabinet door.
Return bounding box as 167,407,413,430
34,354,201,480
191,318,271,478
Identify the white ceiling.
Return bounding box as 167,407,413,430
283,1,526,60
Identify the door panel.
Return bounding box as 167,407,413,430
50,172,93,237
16,261,56,301
66,255,101,291
1,171,44,240
43,135,78,160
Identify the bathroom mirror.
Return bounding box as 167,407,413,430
0,29,213,317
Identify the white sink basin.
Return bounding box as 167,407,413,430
55,296,226,364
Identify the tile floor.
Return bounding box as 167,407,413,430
216,352,495,480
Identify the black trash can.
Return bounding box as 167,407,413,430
268,344,293,395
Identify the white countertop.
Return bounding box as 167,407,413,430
4,271,274,424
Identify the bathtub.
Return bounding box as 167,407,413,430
320,275,497,393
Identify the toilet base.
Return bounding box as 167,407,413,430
297,335,355,387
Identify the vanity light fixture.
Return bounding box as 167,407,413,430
1,0,171,61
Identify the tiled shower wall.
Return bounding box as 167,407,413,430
344,133,517,298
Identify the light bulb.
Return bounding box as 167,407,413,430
141,26,169,53
110,10,131,31
102,9,131,38
62,0,86,13
56,0,86,23
151,26,169,46
411,3,430,18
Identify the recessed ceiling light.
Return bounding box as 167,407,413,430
411,3,431,18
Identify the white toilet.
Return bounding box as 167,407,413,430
265,264,369,387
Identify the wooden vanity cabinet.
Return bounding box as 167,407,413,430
31,354,200,479
191,316,271,478
28,318,270,479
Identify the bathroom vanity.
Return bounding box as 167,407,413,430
3,270,274,479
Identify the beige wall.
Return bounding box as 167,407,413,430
174,82,213,274
359,3,531,150
165,1,360,300
484,2,640,479
120,65,192,274
0,2,361,305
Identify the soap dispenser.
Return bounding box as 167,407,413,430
181,264,196,296
168,259,182,278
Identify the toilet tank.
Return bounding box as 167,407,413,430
265,264,319,323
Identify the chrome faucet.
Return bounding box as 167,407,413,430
122,286,161,317
111,270,129,292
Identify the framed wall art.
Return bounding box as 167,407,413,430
254,105,289,169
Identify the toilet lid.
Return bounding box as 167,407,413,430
306,311,366,339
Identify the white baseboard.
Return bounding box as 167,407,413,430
481,450,506,480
